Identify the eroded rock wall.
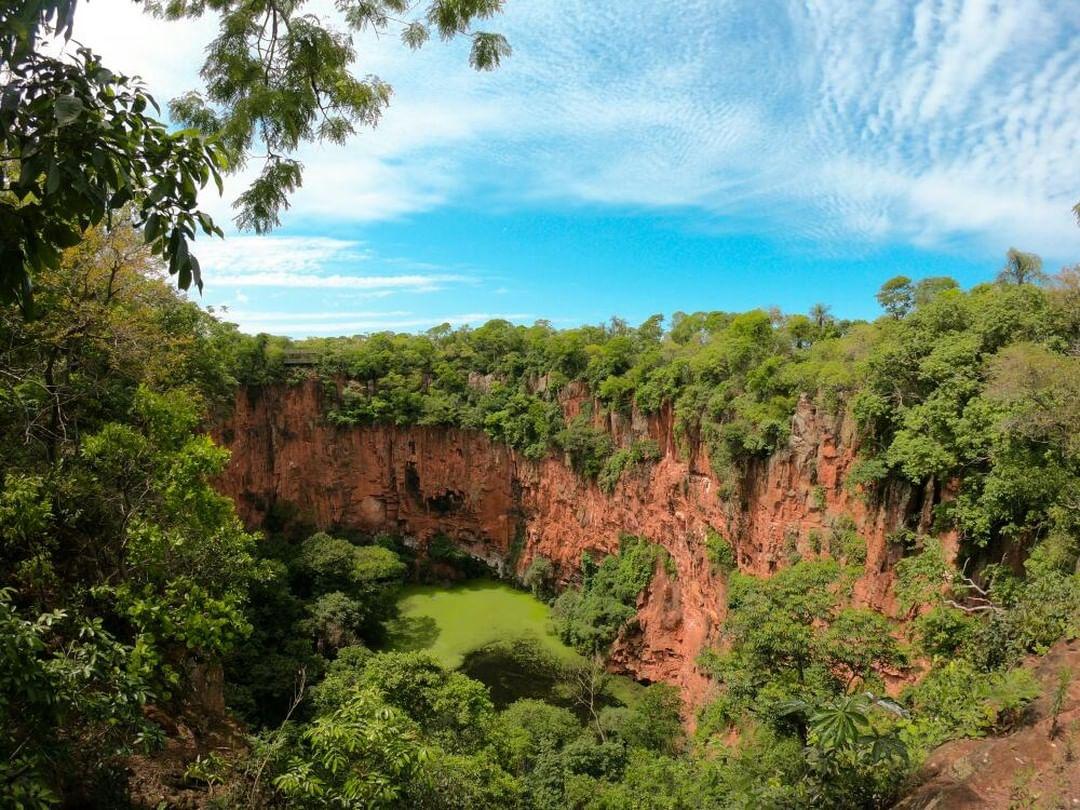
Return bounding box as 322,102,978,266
216,380,928,707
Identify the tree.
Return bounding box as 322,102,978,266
617,683,685,755
876,276,913,318
523,555,555,600
0,225,264,803
273,688,427,808
1,0,508,309
565,654,611,741
812,608,901,689
997,248,1046,286
912,275,959,307
292,532,406,638
0,590,158,806
151,0,510,234
809,303,832,329
1,3,226,311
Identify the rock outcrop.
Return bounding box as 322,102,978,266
216,380,937,708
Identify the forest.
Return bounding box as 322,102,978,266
3,1,1079,805
1,220,1077,807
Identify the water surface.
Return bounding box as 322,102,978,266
384,578,641,709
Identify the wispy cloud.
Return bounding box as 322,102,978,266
212,272,467,290
194,236,369,275
223,311,537,338
78,0,1080,263
192,236,475,299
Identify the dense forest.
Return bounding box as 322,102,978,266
5,0,1079,806
2,220,1078,807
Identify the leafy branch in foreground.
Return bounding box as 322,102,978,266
1,7,226,311
153,0,510,233
1,0,509,310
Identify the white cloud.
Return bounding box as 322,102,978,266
228,312,537,338
191,236,477,304
72,0,1080,260
195,236,368,275
212,272,467,290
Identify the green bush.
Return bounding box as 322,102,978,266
913,605,977,659
826,516,866,567
901,662,1040,751
522,555,555,601
556,409,614,479
553,536,662,654
597,439,662,494
705,528,737,573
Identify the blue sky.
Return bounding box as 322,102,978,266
73,0,1079,336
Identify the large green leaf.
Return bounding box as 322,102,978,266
53,93,83,126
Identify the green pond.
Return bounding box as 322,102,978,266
383,579,641,710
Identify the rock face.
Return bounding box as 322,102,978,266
216,380,934,708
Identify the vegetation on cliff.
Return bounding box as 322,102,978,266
1,220,1078,806
552,536,665,655
242,262,1079,574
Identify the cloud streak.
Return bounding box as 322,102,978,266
212,272,467,290
79,0,1080,264
191,236,476,302
223,311,538,338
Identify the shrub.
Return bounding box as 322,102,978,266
307,592,366,653
494,699,581,775
705,528,737,573
522,556,555,601
553,536,661,654
597,439,661,494
845,456,889,492
913,605,977,659
617,684,685,755
556,410,613,479
826,516,866,567
901,661,1040,750
894,538,950,614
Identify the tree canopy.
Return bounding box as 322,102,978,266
0,211,1077,807
0,0,508,310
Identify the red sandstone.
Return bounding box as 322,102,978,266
216,380,940,708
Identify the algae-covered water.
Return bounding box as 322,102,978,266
383,579,641,709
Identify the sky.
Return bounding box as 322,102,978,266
65,0,1080,337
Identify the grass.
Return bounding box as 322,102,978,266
384,578,642,707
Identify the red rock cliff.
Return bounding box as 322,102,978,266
216,380,932,707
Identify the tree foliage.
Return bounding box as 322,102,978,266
1,0,508,308
553,536,663,655
0,223,263,804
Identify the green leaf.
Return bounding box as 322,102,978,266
178,259,192,290
110,187,133,208
46,162,61,195
143,213,161,244
188,254,202,291
54,94,84,126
